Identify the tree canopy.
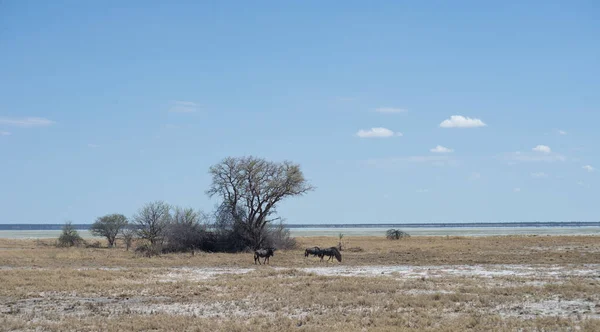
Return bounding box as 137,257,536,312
132,200,171,245
90,213,128,247
207,156,314,249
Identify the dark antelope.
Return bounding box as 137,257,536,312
254,248,275,265
318,247,342,262
304,246,321,257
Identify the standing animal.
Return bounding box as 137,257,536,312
304,246,321,257
318,247,342,262
254,248,275,265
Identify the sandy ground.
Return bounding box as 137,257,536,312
2,264,599,323
149,263,600,281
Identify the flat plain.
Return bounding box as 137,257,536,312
1,235,600,331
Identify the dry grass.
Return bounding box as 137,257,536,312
2,235,600,268
1,235,600,331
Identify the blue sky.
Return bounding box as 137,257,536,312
1,1,598,224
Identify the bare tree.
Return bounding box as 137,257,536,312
89,213,128,247
206,156,314,250
132,201,171,246
338,233,344,251
120,225,135,251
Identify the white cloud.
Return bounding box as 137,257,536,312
0,131,11,136
0,116,55,128
373,107,407,114
168,101,198,113
532,145,552,154
531,172,548,178
430,145,454,153
439,115,486,128
558,130,567,135
513,188,521,193
87,143,100,148
583,165,595,172
416,189,429,193
356,127,402,138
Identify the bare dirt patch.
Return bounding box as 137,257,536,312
152,263,600,284
495,297,600,319
299,264,600,279
155,267,254,283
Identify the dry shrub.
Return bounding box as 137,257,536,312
203,208,297,252
162,221,206,254
56,221,84,248
386,228,410,240
263,220,297,250
134,243,162,257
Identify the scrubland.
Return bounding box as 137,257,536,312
1,235,599,331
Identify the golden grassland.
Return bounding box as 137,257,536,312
1,235,600,331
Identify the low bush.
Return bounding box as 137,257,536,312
386,228,410,240
263,220,297,250
57,221,84,247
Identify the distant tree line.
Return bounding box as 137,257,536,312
57,156,313,256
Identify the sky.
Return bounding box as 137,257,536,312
1,1,599,224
